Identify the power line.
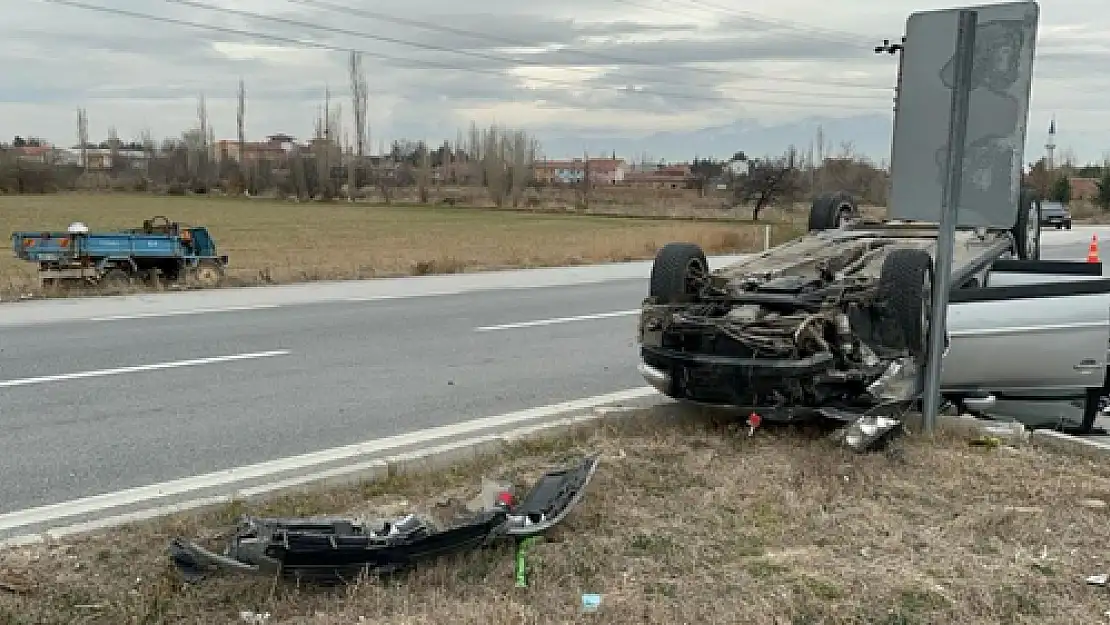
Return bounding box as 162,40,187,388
669,0,871,45
621,0,870,48
284,0,891,91
171,0,891,97
38,0,895,111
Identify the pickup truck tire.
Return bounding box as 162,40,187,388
807,191,858,231
649,243,708,303
1013,190,1041,260
877,248,933,360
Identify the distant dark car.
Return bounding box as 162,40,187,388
1039,200,1072,229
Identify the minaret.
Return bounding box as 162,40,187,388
1045,116,1057,170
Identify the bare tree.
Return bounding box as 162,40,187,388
579,151,591,210
481,124,510,206
107,126,120,174
507,130,535,207
348,51,369,201
236,78,248,194
416,142,432,203
77,108,89,174
194,93,212,191
732,146,802,220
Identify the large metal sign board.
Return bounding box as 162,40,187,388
888,1,1039,228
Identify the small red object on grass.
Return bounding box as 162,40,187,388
746,412,762,437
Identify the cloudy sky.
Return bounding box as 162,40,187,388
3,0,1108,163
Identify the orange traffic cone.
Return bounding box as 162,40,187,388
1088,234,1100,263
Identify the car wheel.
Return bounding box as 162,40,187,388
807,191,858,231
877,248,934,362
1012,189,1040,260
649,242,708,304
1071,387,1103,435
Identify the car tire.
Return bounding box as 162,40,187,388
807,191,858,231
1074,387,1102,435
649,242,708,303
877,248,934,361
1012,189,1040,260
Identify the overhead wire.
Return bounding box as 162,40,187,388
167,0,892,100
662,0,872,46
282,0,892,91
38,0,897,112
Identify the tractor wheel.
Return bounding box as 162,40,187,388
98,268,134,292
187,261,225,289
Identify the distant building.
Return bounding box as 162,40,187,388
1070,176,1099,201
624,163,692,189
77,148,149,171
215,134,301,164
532,157,627,185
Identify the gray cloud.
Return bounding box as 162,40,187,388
0,0,1107,164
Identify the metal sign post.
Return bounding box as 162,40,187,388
921,9,978,434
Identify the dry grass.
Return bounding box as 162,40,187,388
3,413,1110,624
0,193,803,298
1068,201,1110,223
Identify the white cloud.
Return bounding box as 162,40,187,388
0,0,1107,163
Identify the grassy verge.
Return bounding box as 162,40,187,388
0,194,804,299
2,411,1109,624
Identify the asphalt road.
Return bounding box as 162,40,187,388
0,227,1103,516
0,278,660,514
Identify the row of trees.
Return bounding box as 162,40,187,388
688,143,891,219
1025,157,1110,210
0,135,894,221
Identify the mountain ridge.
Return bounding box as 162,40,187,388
536,114,896,164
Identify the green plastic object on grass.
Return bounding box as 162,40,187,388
514,536,541,587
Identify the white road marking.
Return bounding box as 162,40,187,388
90,304,279,321
0,386,658,538
0,350,290,388
475,309,640,332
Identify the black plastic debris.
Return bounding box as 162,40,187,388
169,454,601,585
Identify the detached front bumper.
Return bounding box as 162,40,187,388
169,454,602,585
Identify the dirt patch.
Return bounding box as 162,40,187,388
0,194,805,299
3,415,1110,624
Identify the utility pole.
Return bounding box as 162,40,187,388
873,37,906,112
875,36,906,207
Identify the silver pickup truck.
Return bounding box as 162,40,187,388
637,192,1110,433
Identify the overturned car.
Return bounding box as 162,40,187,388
638,191,1110,433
